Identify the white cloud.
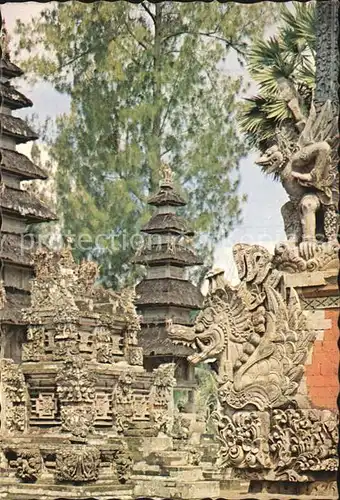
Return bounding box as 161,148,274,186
1,3,48,32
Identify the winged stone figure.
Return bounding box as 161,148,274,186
256,100,339,261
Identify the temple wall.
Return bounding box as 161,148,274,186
305,308,338,410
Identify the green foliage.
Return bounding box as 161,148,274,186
239,1,315,152
194,364,218,431
15,1,278,288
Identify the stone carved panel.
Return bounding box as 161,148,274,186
268,409,338,481
56,356,96,437
55,445,100,482
22,326,45,362
125,346,143,366
16,449,43,482
213,409,338,482
314,1,339,106
149,364,176,434
35,392,57,420
300,296,339,311
0,359,28,433
213,411,271,470
95,392,111,422
112,373,136,433
113,444,133,484
94,326,121,363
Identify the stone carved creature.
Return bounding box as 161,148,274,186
167,244,316,412
256,100,338,261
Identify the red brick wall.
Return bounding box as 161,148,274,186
305,309,338,410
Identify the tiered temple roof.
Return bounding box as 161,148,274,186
0,31,56,327
133,164,203,360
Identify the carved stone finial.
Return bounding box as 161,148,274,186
160,162,174,186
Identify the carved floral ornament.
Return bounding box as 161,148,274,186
212,409,338,481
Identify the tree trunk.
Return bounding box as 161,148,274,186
151,2,163,190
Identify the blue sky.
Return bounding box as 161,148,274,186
4,2,288,282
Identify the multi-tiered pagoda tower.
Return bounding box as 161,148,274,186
132,165,203,409
0,25,56,360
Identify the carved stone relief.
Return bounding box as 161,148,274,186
113,444,133,483
55,445,100,482
149,364,176,434
16,449,43,482
35,392,57,420
0,359,28,434
56,356,96,437
268,409,338,481
112,373,136,433
213,411,271,470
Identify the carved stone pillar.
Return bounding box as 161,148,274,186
314,0,339,110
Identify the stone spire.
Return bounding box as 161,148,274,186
132,163,203,401
0,23,56,348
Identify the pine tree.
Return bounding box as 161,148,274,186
15,1,279,288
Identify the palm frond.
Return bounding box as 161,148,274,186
240,0,315,151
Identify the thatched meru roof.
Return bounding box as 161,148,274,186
1,186,57,222
132,243,203,266
141,324,194,357
142,213,194,236
1,148,48,180
0,58,23,78
0,233,40,267
0,82,33,110
135,278,203,309
0,113,38,143
147,184,186,207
